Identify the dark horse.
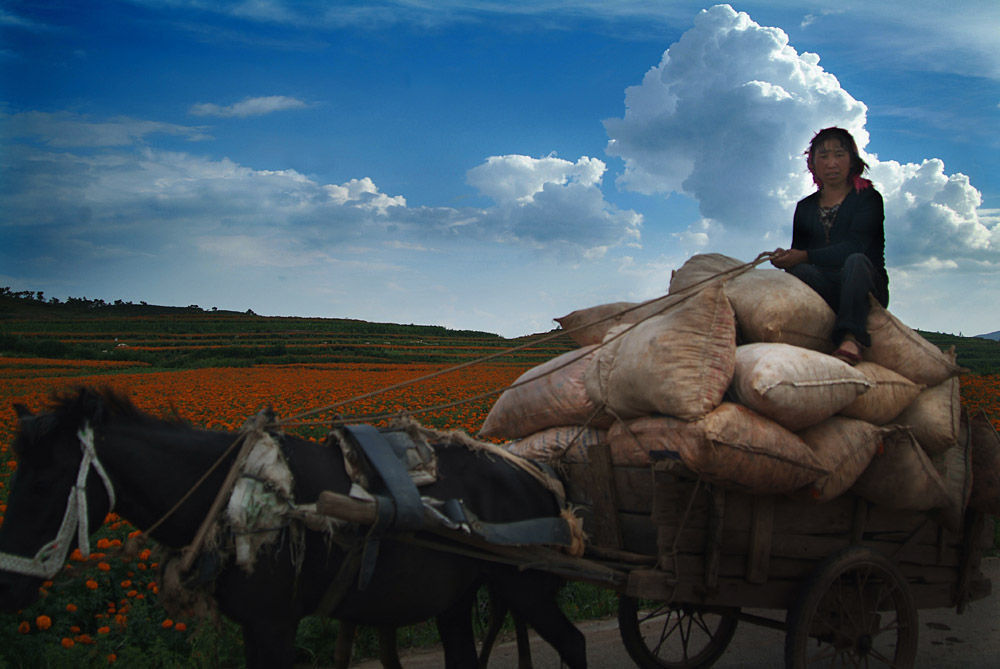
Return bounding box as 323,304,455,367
0,388,586,668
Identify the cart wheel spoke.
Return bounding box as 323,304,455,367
785,547,918,669
618,596,739,669
866,646,896,667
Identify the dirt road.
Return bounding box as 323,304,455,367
351,557,1000,668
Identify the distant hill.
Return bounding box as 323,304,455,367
3,287,999,373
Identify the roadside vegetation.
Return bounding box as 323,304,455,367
0,288,997,667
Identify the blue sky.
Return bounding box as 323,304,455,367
2,1,998,337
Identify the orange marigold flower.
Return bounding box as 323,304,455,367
120,580,132,588
66,603,78,612
96,538,112,550
161,618,174,629
97,562,111,571
128,530,142,539
174,622,187,632
70,549,85,562
70,625,81,634
61,638,75,649
43,580,53,588
85,579,99,590
138,548,151,560
35,615,52,630
97,626,111,635
114,614,127,626
76,634,94,645
107,654,117,664
126,590,138,598
17,621,30,634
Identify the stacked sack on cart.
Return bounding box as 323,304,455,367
484,253,1000,532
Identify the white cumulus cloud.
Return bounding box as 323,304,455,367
604,3,997,273
465,154,641,253
466,154,605,204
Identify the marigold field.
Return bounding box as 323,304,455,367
0,351,998,668
0,355,550,668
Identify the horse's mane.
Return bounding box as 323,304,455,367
46,386,165,430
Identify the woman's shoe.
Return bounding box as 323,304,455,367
832,340,863,365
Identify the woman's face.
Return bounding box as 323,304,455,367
811,139,852,189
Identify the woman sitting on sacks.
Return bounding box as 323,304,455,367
771,126,888,365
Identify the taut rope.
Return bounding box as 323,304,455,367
277,251,775,429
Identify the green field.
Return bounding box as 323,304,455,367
4,290,999,372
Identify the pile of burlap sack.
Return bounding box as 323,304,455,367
482,253,1000,532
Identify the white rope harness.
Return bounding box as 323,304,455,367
0,424,117,579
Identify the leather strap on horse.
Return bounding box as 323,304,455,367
341,424,426,589
437,498,574,547
342,424,424,532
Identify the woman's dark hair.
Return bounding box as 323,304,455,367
806,126,871,190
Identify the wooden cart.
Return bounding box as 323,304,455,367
561,443,995,668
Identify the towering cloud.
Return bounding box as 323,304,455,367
604,4,997,271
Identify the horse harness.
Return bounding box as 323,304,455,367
338,424,572,575
0,424,117,579
0,415,577,616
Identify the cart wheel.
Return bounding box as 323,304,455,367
618,595,739,669
785,546,918,668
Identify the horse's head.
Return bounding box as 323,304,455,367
0,389,117,612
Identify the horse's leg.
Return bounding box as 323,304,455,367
478,589,534,669
478,590,507,667
334,622,356,669
377,626,402,669
513,612,534,669
496,572,586,669
241,621,299,669
437,594,479,669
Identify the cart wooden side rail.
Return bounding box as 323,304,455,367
560,443,995,669
313,439,994,669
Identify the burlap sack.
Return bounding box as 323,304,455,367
607,416,683,467
891,376,961,456
555,298,676,347
931,412,973,533
851,427,950,511
669,403,829,495
505,426,607,464
583,283,736,421
724,269,836,351
797,416,888,502
667,253,746,294
864,298,967,386
968,410,1000,516
729,342,873,432
479,346,612,439
839,361,924,425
